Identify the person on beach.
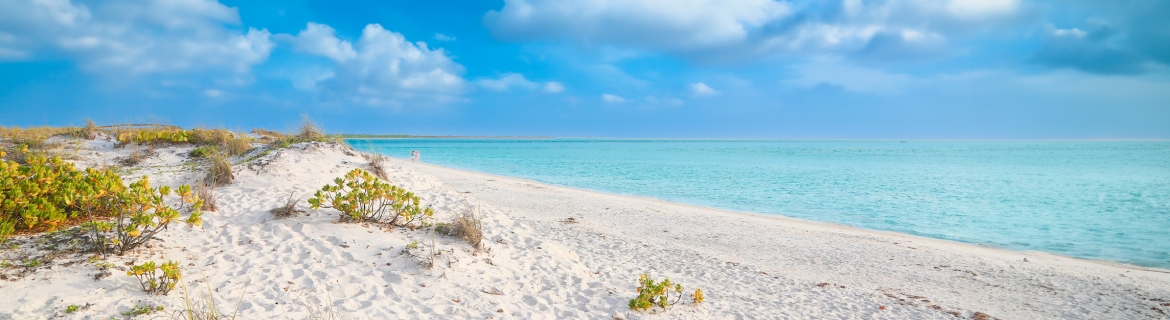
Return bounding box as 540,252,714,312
411,150,420,163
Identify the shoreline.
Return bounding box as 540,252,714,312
383,156,1169,274
388,156,1170,319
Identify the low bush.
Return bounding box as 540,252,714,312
128,260,181,295
308,169,433,226
628,274,703,312
1,148,198,245
189,146,215,158
82,176,204,255
116,128,189,146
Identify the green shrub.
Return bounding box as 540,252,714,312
82,176,204,255
116,128,189,146
628,274,702,312
308,169,433,226
65,304,80,313
189,146,215,158
128,260,181,295
0,148,127,239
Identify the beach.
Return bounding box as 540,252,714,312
1,139,1168,319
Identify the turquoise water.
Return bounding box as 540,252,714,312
349,139,1170,268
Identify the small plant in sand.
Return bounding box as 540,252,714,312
196,180,217,212
128,260,182,295
628,274,703,312
362,151,388,180
123,301,165,316
450,209,483,251
65,304,81,313
308,168,433,226
82,176,204,255
270,193,304,219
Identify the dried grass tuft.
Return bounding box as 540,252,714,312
362,152,388,180
295,116,328,143
206,151,234,187
269,193,304,219
197,180,218,212
452,208,484,251
121,147,147,166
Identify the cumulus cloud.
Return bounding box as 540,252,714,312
601,93,625,103
543,81,565,93
288,22,356,62
484,0,1025,62
0,0,273,75
287,23,465,105
688,82,718,96
434,33,456,41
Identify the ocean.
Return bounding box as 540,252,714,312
349,139,1170,268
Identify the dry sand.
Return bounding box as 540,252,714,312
0,139,1167,319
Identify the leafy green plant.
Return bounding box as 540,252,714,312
122,302,164,317
116,128,189,146
22,258,41,268
189,146,215,158
128,260,181,295
405,240,420,250
65,304,80,313
0,147,200,244
628,274,701,312
82,176,204,255
308,169,433,226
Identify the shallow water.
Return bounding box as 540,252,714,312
350,139,1170,268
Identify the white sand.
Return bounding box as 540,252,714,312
1,139,1168,319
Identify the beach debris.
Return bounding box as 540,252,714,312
561,217,579,224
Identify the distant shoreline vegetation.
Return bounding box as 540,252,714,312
340,134,555,139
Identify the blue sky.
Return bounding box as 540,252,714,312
1,0,1168,138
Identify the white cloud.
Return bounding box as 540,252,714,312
601,93,625,103
288,22,356,62
288,23,466,105
485,0,1024,62
0,0,274,75
543,81,565,93
485,0,790,53
434,33,456,41
688,82,718,96
204,89,223,97
477,73,538,92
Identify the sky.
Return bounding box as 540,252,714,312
1,0,1168,138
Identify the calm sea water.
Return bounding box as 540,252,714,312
349,139,1170,268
